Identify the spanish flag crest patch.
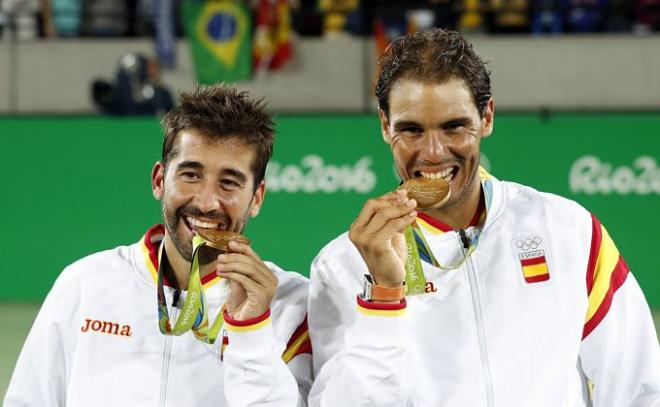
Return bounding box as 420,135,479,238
513,236,551,284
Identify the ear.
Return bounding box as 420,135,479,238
481,99,495,138
151,162,165,200
378,108,393,145
248,180,266,218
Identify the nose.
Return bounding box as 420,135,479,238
193,180,222,213
421,131,447,162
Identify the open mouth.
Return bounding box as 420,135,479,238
182,217,226,235
414,166,458,184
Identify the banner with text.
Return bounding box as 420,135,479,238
0,114,658,304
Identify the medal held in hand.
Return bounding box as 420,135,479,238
399,176,451,209
156,230,250,344
398,176,451,295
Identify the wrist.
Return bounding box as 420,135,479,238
367,271,405,288
362,274,406,302
224,308,271,327
373,279,405,288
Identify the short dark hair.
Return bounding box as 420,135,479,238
375,28,492,118
161,85,275,189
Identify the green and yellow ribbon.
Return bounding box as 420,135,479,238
403,174,494,296
157,235,225,344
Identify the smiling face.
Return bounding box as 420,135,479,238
380,77,494,214
151,129,264,263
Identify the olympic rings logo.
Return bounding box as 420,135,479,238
515,237,542,252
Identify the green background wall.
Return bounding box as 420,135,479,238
1,114,658,305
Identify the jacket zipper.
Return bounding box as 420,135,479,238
462,234,495,406
159,290,180,407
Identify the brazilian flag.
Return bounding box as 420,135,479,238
182,0,252,84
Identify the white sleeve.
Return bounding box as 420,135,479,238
308,254,412,407
4,269,80,407
222,310,311,407
580,274,660,406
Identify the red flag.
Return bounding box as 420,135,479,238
253,0,293,72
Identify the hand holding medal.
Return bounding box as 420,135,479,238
349,175,450,297
210,233,277,321
157,228,276,343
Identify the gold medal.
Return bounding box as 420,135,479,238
399,177,451,209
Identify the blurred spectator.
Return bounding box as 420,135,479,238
604,0,632,30
489,0,530,33
80,0,127,36
319,0,359,36
566,0,606,31
92,53,174,116
458,0,487,32
1,0,656,39
292,0,323,35
430,0,460,29
634,0,660,31
531,0,566,33
373,7,407,56
407,8,436,31
2,0,44,39
50,0,81,36
126,0,154,37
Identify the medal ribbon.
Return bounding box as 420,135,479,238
157,235,225,344
403,176,494,295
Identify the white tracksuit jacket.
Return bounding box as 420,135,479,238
5,225,312,407
308,176,660,407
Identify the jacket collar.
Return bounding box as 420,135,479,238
135,224,221,288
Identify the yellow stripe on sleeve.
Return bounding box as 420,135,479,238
357,305,406,317
281,330,310,363
585,225,620,323
225,316,272,333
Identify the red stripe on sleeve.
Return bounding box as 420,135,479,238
286,316,309,349
293,338,313,357
357,295,407,310
283,316,313,360
586,214,603,295
582,256,630,339
521,256,547,266
223,308,271,326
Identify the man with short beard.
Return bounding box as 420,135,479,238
307,29,660,406
6,85,312,407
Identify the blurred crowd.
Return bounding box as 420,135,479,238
0,0,658,41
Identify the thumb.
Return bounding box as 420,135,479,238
392,232,408,260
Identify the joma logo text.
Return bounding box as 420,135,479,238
80,318,132,337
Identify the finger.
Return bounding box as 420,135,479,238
218,271,264,295
351,191,413,232
217,252,276,284
377,210,418,239
361,200,417,238
227,240,262,262
216,259,276,288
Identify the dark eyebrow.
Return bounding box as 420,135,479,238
221,168,248,184
393,120,422,131
176,161,204,171
175,161,248,184
442,117,472,127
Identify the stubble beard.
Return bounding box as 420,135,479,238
161,201,251,265
442,154,481,212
